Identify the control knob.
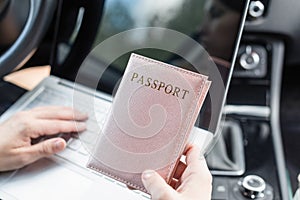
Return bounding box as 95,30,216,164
239,46,260,70
238,175,266,199
249,1,265,18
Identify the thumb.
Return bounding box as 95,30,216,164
142,170,176,200
25,138,66,163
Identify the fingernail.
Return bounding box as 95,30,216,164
142,170,155,180
54,140,65,151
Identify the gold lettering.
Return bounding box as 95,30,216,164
165,84,173,94
151,80,159,89
137,75,144,85
130,71,191,100
182,89,189,99
145,77,152,87
131,72,138,81
172,87,180,97
157,82,165,91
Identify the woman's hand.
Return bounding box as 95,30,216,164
0,106,88,171
142,145,212,200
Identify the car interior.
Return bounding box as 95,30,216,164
0,0,300,199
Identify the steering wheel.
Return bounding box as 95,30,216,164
0,0,104,79
0,0,57,77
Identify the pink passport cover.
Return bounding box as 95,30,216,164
87,53,211,193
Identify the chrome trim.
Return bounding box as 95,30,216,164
269,40,290,200
224,105,270,118
241,175,266,193
249,1,265,18
239,46,260,70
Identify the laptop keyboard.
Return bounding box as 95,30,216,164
22,86,151,199
25,87,111,167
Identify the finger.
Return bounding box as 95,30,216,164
31,106,88,121
186,145,201,166
142,170,177,200
176,158,212,198
27,120,86,138
20,138,66,166
181,143,194,156
183,145,212,184
184,158,212,183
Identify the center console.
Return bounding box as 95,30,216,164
209,35,288,200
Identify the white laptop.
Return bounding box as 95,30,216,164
0,0,249,199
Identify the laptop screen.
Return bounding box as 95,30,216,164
79,0,249,134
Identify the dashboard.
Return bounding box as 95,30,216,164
1,0,300,200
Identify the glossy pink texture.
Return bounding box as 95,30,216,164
87,53,211,193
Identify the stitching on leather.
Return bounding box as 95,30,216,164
87,164,147,193
88,53,208,190
132,53,208,79
132,54,206,181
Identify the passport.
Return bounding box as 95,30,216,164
87,53,211,193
